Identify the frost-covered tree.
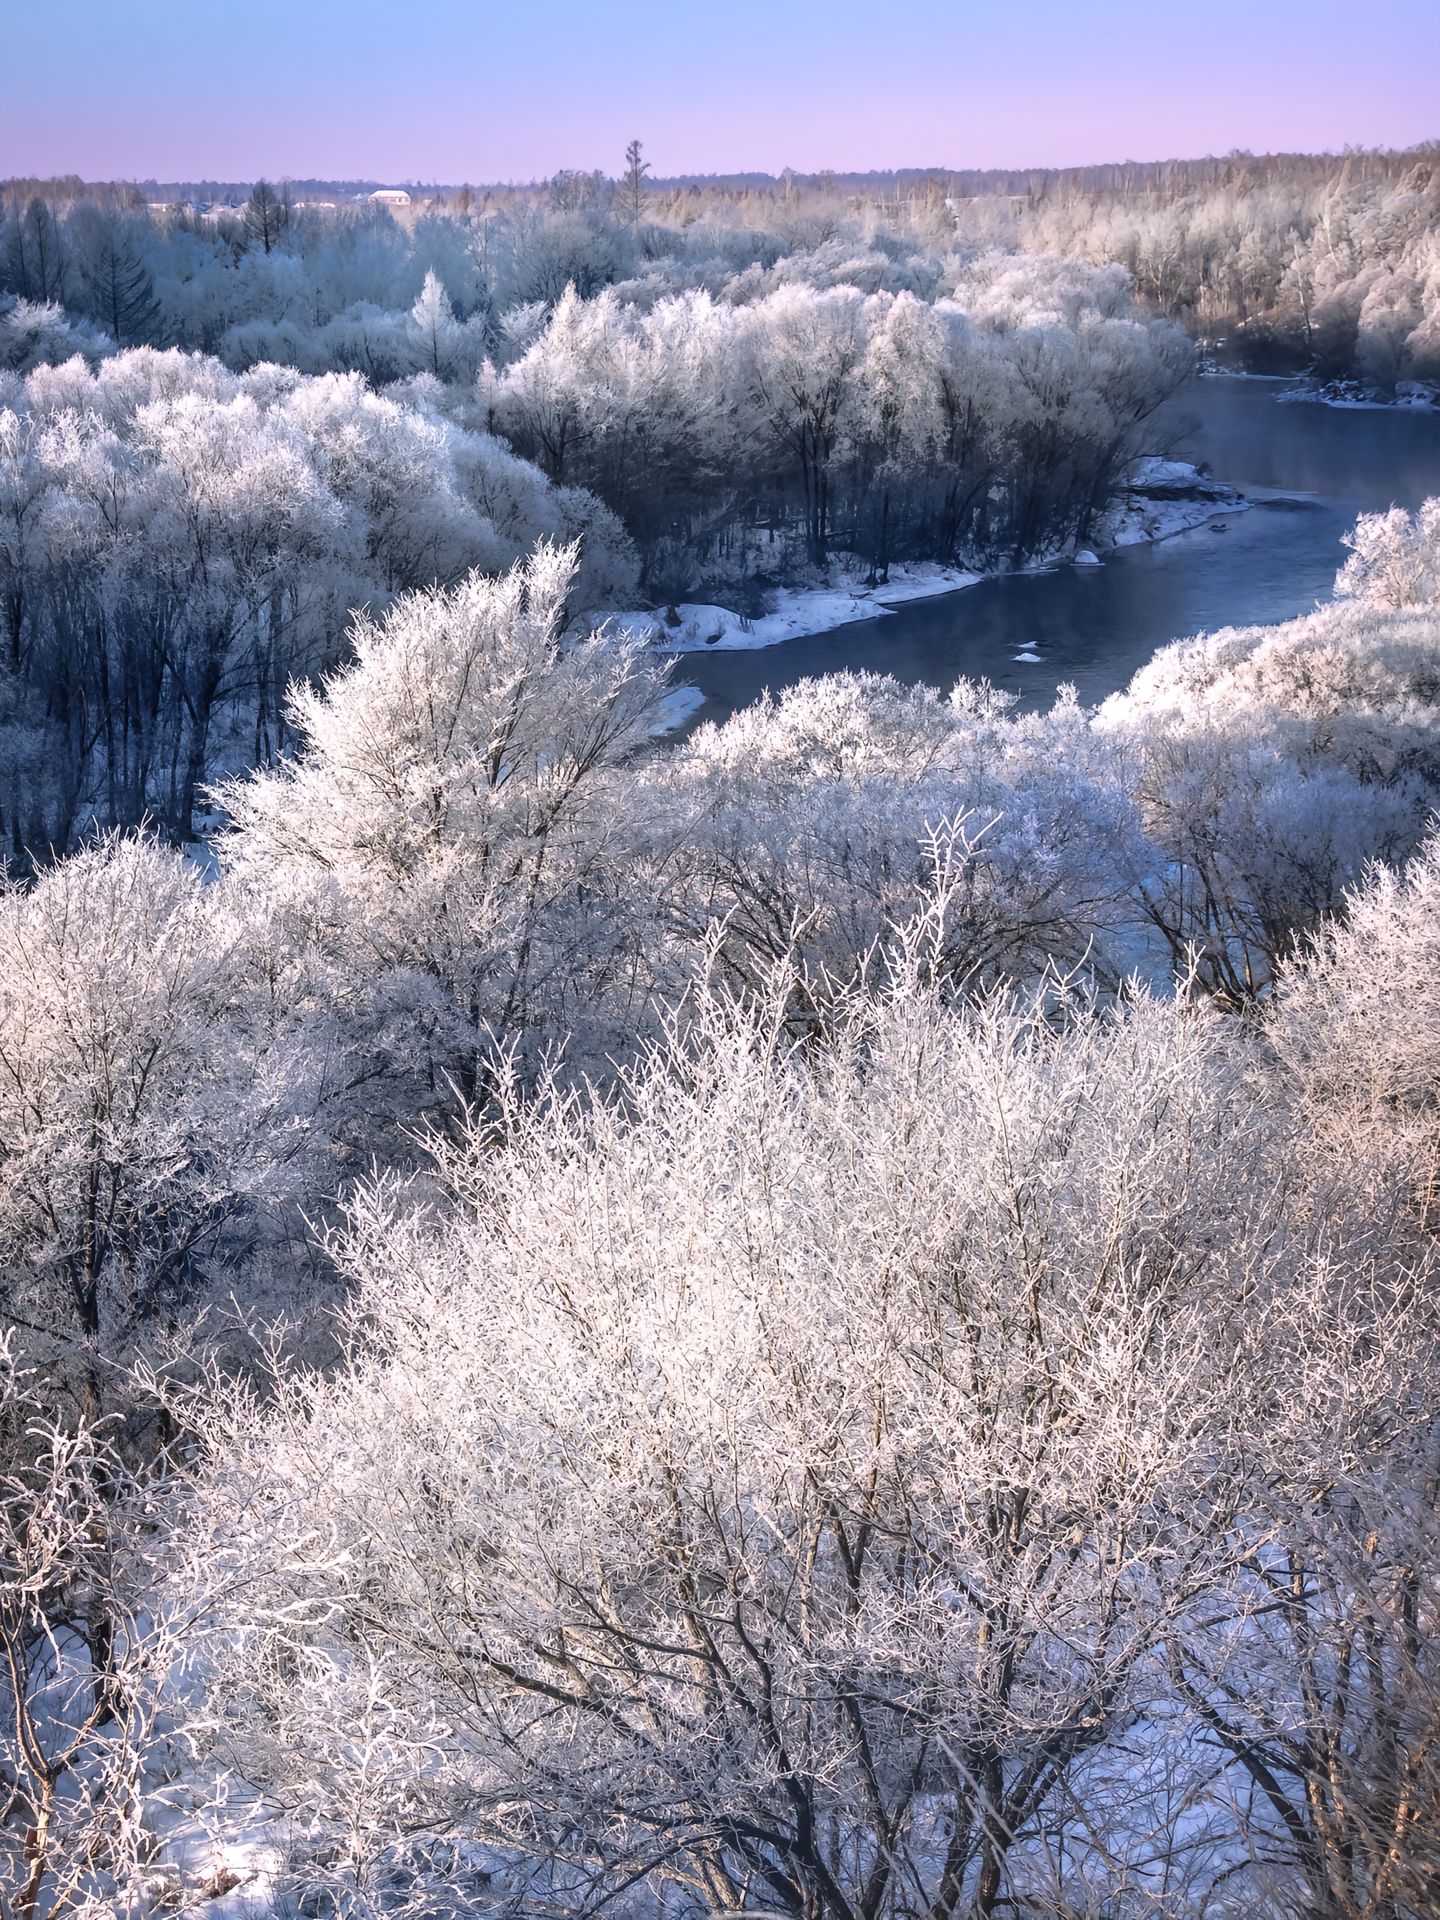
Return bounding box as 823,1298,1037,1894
217,544,671,1108
620,138,650,227
0,834,336,1391
743,284,866,563
0,296,110,374
1272,825,1440,1190
1335,497,1440,610
406,268,466,380
171,967,1440,1919
0,1336,181,1920
639,671,1139,1013
1098,589,1440,999
0,347,637,843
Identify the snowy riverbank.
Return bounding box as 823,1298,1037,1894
597,560,985,659
593,461,1248,679
1275,377,1440,412
1099,456,1249,546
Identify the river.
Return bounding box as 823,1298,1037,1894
671,378,1440,726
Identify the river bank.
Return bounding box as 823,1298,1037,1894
1276,377,1440,412
593,459,1246,666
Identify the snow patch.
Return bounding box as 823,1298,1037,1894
1275,377,1440,411
647,685,708,736
588,562,984,656
1100,458,1249,548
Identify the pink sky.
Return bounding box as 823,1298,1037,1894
3,0,1436,182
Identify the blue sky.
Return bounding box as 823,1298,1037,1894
2,0,1436,182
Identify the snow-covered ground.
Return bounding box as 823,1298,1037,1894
1199,365,1439,409
152,1793,285,1919
1196,366,1292,381
588,462,1247,659
1100,457,1249,547
1275,377,1440,411
647,684,709,735
592,561,985,656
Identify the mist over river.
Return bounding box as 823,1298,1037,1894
672,377,1440,724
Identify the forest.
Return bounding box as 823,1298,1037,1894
1,137,1440,1920
6,146,1440,389
5,145,1437,855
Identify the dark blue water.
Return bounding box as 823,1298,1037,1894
674,379,1440,722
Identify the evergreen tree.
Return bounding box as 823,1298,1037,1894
72,209,163,345
621,137,650,225
3,198,67,303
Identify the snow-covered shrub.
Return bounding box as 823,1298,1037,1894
172,970,1440,1919
1335,496,1440,610
1099,593,1440,997
0,833,338,1379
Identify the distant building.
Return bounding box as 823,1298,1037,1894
369,188,412,209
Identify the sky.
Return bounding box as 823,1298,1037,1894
2,0,1437,184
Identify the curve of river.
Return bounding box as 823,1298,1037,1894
672,378,1440,726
